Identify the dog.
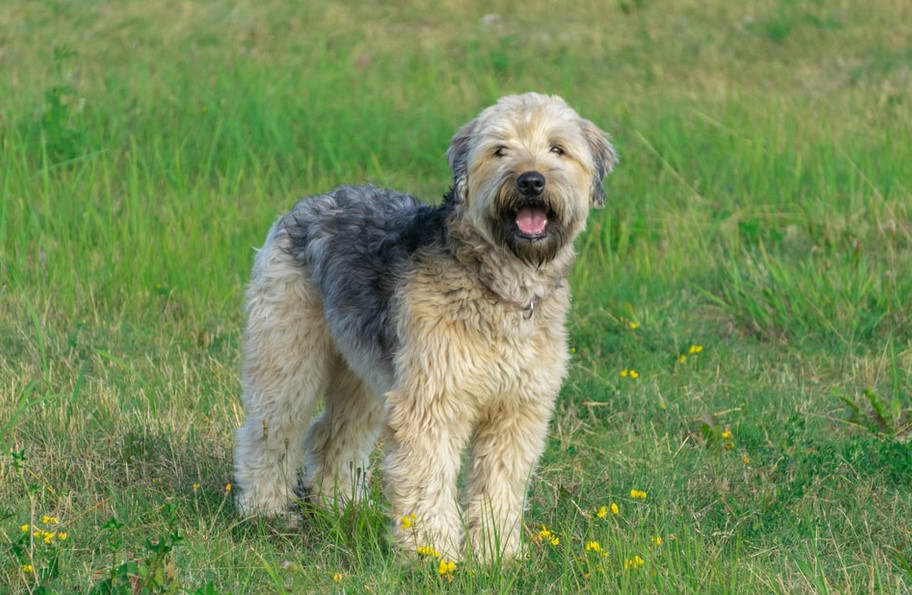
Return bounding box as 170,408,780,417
233,92,617,561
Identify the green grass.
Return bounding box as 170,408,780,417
2,0,911,591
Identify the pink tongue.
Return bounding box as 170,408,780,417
516,206,548,235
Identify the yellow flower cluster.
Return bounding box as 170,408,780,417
678,344,704,364
537,525,560,546
416,545,441,558
21,564,34,574
651,536,663,546
626,321,640,329
24,517,68,545
629,489,647,499
332,572,343,583
596,503,620,518
400,513,417,529
584,540,602,553
619,369,640,379
721,429,732,440
437,559,456,579
624,555,645,569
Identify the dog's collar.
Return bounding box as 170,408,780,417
477,278,560,320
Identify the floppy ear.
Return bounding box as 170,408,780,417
445,118,478,205
580,119,618,208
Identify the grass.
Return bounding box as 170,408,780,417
1,0,911,591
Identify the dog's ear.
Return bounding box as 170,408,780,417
580,119,618,208
446,118,477,205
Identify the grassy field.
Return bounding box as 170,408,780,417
1,0,911,591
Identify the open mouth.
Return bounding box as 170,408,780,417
513,200,554,239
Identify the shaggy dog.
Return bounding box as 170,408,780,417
234,92,617,560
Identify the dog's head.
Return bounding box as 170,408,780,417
447,93,617,264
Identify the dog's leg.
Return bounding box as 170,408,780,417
464,398,553,561
234,227,334,518
383,389,472,561
300,364,383,508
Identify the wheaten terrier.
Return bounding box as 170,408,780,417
234,92,617,561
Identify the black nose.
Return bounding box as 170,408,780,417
516,171,546,197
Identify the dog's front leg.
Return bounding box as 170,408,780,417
465,397,553,562
383,389,472,561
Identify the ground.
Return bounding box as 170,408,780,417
1,0,910,591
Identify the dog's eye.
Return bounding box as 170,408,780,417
550,145,565,156
493,146,508,158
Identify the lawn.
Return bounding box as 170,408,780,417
1,0,910,592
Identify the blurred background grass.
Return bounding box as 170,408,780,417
1,0,910,591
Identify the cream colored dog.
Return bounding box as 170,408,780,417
234,92,617,561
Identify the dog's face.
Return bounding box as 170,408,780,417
448,93,617,264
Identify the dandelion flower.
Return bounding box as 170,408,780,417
332,572,343,582
43,532,55,544
549,536,560,546
721,430,732,440
629,370,640,379
611,502,620,515
20,524,29,533
624,555,645,569
400,513,416,529
596,506,608,519
538,526,552,539
688,344,703,354
629,489,647,500
678,354,687,364
627,321,640,329
619,369,629,377
42,515,59,525
21,564,34,574
224,483,233,493
651,536,663,546
585,540,602,553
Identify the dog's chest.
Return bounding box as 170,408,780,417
402,274,568,401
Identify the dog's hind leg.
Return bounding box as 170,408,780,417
300,364,384,508
234,223,334,518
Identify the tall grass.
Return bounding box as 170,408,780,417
1,0,910,591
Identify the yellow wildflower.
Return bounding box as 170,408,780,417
416,545,441,558
538,525,552,539
332,572,343,583
21,564,34,574
20,524,29,533
224,482,233,493
627,321,640,329
549,536,560,546
677,354,687,364
721,430,732,440
57,532,68,541
629,489,647,500
611,502,620,515
651,536,663,546
437,559,456,578
585,540,602,553
619,369,629,377
629,370,639,379
596,506,608,519
43,532,55,544
688,344,703,354
400,513,416,529
742,454,751,465
192,483,201,492
624,555,645,569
